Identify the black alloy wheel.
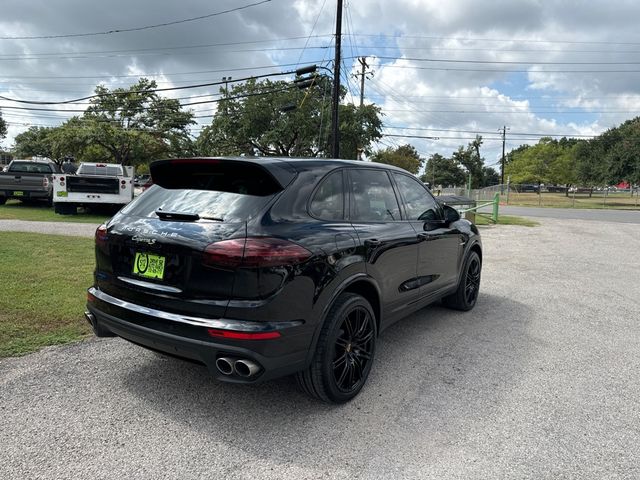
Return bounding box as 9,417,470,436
443,250,482,311
464,255,481,306
332,304,375,393
296,293,377,403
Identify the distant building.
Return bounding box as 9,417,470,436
0,151,12,166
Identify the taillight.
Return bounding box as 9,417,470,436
95,224,108,248
203,237,312,269
207,329,281,340
121,179,126,189
42,177,49,188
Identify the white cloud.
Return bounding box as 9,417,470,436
1,0,640,163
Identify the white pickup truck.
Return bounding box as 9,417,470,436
53,162,135,214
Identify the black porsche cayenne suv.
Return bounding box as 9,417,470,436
86,157,482,403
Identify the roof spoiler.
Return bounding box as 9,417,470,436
150,158,294,196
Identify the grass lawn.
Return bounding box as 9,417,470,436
0,199,111,223
473,214,539,227
0,232,94,357
504,192,640,210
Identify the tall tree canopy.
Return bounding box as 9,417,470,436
82,78,194,165
12,79,194,166
574,117,640,187
421,153,466,187
371,144,424,174
13,127,54,161
196,78,382,159
505,137,578,186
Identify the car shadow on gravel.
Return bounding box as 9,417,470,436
120,292,535,468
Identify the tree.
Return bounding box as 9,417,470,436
371,144,424,174
0,110,7,143
452,136,485,188
82,78,194,165
196,77,382,158
505,137,578,189
481,166,500,187
421,153,466,187
13,126,55,160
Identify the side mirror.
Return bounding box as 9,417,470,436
442,205,460,224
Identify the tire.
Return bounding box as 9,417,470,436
0,196,6,206
296,293,377,403
54,203,76,215
443,250,482,311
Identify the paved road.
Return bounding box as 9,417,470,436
1,218,639,479
489,205,640,223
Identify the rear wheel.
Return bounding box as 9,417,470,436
443,251,481,311
0,196,6,205
296,293,376,403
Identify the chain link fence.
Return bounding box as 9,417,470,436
437,184,640,209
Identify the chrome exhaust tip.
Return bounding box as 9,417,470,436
234,359,261,378
215,357,235,376
84,311,95,326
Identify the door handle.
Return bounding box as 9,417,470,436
364,238,381,247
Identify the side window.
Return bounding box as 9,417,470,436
393,173,440,221
349,169,401,222
309,170,345,221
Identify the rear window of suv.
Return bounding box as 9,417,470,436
122,186,277,222
123,161,284,222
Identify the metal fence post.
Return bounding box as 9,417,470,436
506,176,511,205
492,193,500,223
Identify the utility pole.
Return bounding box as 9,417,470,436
355,56,370,160
330,0,343,159
499,125,509,192
357,56,368,107
222,76,232,116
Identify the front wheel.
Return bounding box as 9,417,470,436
296,293,377,403
443,250,482,311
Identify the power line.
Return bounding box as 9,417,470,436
375,55,640,66
351,33,640,47
0,83,299,113
0,35,333,60
0,68,317,105
0,1,273,40
0,59,335,80
383,125,597,138
294,0,328,68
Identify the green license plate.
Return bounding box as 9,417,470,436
13,191,24,196
133,252,166,280
57,191,68,197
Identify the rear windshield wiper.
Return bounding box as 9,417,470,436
155,210,223,222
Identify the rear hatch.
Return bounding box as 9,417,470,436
95,158,293,318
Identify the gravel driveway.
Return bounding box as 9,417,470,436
1,218,639,479
0,219,97,237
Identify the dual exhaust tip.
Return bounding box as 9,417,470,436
216,357,261,378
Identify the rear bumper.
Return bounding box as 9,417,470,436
2,189,50,200
86,287,312,383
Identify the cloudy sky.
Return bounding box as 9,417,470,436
2,0,640,172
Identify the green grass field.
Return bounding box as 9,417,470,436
0,232,94,357
0,199,111,223
504,192,640,210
